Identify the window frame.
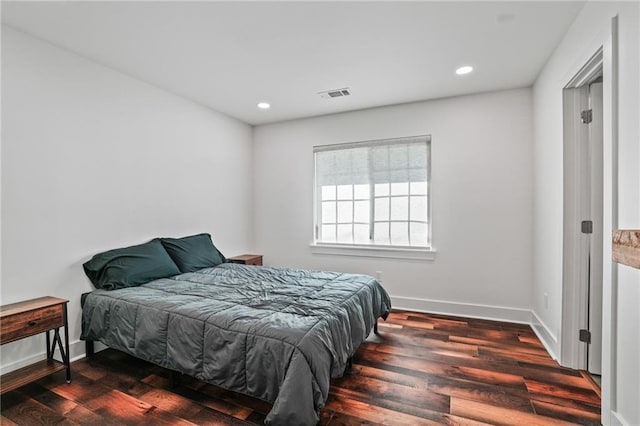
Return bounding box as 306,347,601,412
311,135,434,259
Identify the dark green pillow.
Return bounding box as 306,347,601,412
83,239,180,290
160,233,225,273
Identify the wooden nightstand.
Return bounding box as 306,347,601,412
0,296,71,394
228,254,263,266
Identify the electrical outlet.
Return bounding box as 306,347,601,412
544,293,549,309
375,271,382,282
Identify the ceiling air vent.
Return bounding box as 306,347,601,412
319,88,351,99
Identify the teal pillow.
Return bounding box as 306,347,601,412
83,239,180,290
160,233,225,273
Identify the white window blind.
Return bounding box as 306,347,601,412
314,135,431,248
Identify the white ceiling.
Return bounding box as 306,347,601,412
1,1,584,125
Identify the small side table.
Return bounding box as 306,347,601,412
228,254,263,266
0,296,71,394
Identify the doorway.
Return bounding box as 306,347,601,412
561,49,604,377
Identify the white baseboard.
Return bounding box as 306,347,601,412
68,339,108,362
530,310,560,360
611,410,629,426
0,349,48,376
69,339,87,362
391,295,532,324
0,339,108,375
391,296,562,361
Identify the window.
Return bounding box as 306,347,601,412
314,135,431,249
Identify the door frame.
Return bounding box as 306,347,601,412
559,16,619,426
561,48,602,371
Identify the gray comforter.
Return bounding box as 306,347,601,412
81,263,391,425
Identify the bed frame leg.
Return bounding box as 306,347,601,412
345,357,353,374
85,340,94,357
169,370,179,388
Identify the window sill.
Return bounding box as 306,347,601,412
309,242,436,260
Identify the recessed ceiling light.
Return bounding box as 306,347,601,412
455,66,473,75
257,102,271,109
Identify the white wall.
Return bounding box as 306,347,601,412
532,2,639,424
253,88,533,322
0,27,254,372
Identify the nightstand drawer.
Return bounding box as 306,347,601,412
0,305,64,344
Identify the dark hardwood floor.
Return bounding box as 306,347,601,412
1,310,601,425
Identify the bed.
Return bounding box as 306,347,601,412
81,256,391,425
